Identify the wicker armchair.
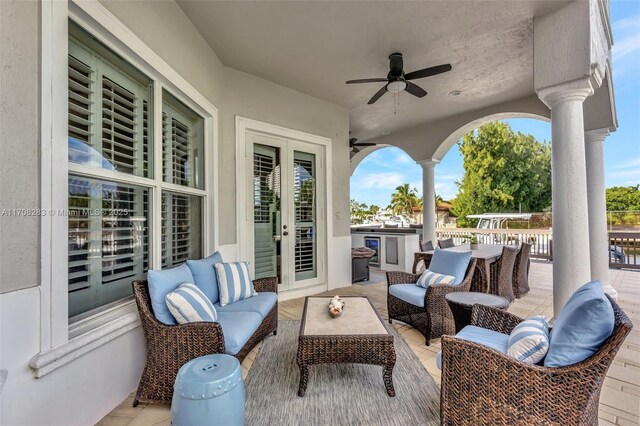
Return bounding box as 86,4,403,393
387,259,477,345
131,276,278,406
513,243,532,298
488,246,518,302
420,239,434,252
440,298,633,425
438,238,455,248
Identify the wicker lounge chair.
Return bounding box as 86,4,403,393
438,238,455,249
420,239,434,252
513,242,532,298
488,246,518,302
131,277,278,406
440,298,633,425
387,259,477,345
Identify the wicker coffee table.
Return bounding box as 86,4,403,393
297,296,396,397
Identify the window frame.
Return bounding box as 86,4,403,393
39,0,219,357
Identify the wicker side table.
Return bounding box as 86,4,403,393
297,297,396,397
445,292,510,333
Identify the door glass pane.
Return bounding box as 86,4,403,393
293,151,317,280
253,144,281,281
68,176,149,321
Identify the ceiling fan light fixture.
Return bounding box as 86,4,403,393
386,80,407,93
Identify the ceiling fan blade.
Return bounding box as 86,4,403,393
404,64,452,81
346,78,388,84
352,146,360,153
367,85,388,104
405,81,428,98
349,137,358,144
353,142,376,147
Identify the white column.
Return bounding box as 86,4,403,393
538,79,594,314
585,128,618,299
418,159,439,245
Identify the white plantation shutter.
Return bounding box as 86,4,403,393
68,38,150,177
67,177,148,318
253,147,280,279
68,55,95,154
161,192,201,268
162,96,203,188
101,77,140,174
293,153,317,280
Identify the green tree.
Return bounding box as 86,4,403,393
606,185,640,211
389,184,420,217
368,204,380,217
452,121,552,227
350,199,369,224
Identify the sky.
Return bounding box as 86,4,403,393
351,0,640,208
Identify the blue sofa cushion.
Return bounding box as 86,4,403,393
389,284,427,308
416,270,455,289
148,264,196,325
186,252,223,304
429,249,472,285
545,281,615,367
215,292,277,318
215,262,257,306
216,311,263,355
166,283,218,323
437,325,510,369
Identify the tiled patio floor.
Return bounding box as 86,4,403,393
100,261,640,426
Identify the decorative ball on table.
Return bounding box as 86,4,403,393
328,295,345,318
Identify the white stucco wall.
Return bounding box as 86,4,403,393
0,1,351,424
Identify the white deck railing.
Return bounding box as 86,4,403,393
435,228,554,259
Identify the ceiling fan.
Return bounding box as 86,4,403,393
346,53,452,104
349,137,375,156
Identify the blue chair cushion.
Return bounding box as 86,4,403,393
216,311,263,355
186,252,223,304
215,292,277,318
215,262,257,306
165,283,218,323
545,281,615,367
429,249,472,285
148,264,195,325
389,284,426,308
437,325,510,369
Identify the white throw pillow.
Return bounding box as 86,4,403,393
165,283,218,324
215,261,257,306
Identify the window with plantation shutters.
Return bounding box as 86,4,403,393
65,22,208,325
162,91,204,189
67,176,148,319
68,33,152,177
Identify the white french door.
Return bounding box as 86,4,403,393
246,132,326,291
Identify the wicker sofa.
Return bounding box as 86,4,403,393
387,258,477,345
131,276,278,406
440,298,632,425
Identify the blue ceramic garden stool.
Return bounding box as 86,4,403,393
171,354,244,426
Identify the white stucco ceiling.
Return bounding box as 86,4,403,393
177,1,567,142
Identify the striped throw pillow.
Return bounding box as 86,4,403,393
165,283,218,324
507,316,550,364
416,269,456,289
215,262,257,306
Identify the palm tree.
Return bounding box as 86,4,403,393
389,184,420,217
